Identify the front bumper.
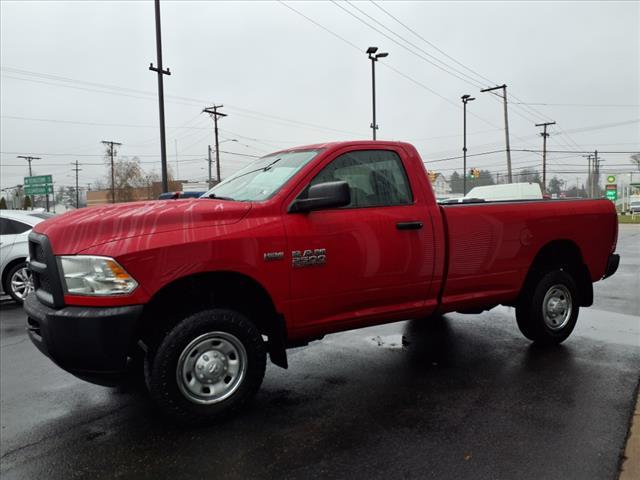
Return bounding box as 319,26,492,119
603,253,620,280
24,293,143,386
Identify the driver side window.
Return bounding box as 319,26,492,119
309,150,413,208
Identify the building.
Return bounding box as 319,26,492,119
428,173,451,197
86,180,207,206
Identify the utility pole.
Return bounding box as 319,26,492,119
461,94,475,195
174,139,179,181
17,155,42,210
535,121,556,193
102,140,122,203
71,160,82,208
207,145,213,186
366,47,389,140
481,84,512,182
17,155,39,177
583,153,593,198
149,0,171,194
203,105,227,182
593,150,600,198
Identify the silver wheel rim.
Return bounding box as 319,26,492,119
542,284,572,331
176,332,247,405
10,267,33,300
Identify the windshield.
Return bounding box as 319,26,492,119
203,149,321,201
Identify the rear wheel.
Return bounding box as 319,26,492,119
516,269,579,345
147,309,266,425
5,262,33,304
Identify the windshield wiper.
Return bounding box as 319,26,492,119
217,158,282,186
206,157,281,201
207,193,236,201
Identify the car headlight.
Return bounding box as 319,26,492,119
58,256,138,295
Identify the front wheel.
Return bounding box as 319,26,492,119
148,309,266,425
516,269,579,345
5,262,33,304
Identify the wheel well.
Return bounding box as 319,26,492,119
1,257,27,291
137,271,287,367
520,240,593,307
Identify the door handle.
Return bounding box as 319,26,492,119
396,221,423,230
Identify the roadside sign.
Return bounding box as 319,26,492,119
24,184,54,195
605,184,617,201
607,175,616,184
24,175,53,186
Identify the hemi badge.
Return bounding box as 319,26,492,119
264,252,285,261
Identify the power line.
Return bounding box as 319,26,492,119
513,102,640,108
277,1,503,131
362,3,551,126
339,1,486,89
364,1,622,142
370,1,495,86
425,149,506,163
512,149,639,154
0,115,209,130
1,67,365,138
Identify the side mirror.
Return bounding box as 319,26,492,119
289,181,351,213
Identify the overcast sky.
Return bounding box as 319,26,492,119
1,0,638,194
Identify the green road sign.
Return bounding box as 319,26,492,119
24,184,53,195
24,175,53,186
607,175,616,184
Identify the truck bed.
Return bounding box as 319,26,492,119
438,198,617,312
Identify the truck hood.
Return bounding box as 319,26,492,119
33,199,252,254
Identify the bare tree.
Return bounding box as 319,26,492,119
631,153,640,173
102,156,147,202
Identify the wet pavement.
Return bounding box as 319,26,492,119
1,227,639,480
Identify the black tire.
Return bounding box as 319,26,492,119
4,261,33,304
516,269,579,345
148,309,266,425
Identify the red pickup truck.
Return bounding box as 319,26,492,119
24,141,619,424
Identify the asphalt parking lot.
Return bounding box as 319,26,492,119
1,225,639,480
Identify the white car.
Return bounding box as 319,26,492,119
0,210,54,303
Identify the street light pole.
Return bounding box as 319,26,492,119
461,94,475,196
366,47,388,140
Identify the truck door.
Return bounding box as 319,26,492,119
283,147,436,333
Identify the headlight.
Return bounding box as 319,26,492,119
58,256,138,296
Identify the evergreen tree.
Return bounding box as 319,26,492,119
449,171,463,193
0,197,7,209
